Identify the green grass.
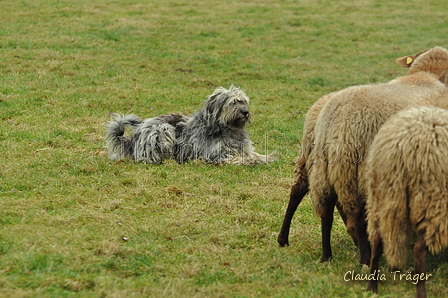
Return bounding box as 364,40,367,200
1,0,448,297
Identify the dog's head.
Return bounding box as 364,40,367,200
204,85,251,129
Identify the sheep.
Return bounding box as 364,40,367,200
365,105,448,298
308,46,448,265
277,92,356,250
278,46,448,265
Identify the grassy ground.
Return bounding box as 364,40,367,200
1,0,448,297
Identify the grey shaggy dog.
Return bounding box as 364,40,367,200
106,85,276,165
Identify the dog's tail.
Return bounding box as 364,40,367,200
105,113,142,160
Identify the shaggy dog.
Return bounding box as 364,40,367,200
106,85,276,165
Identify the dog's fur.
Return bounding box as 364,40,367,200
106,85,276,165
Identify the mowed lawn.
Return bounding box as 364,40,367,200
1,0,448,297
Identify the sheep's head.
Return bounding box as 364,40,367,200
396,46,448,84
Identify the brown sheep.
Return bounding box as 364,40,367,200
366,105,448,298
278,46,448,265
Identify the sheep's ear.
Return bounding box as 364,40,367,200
440,69,448,84
395,50,429,68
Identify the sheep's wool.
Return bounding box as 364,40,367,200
366,106,448,269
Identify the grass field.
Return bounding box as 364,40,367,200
1,0,448,297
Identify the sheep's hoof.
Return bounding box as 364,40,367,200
277,237,289,247
360,259,370,266
320,255,332,263
366,281,378,293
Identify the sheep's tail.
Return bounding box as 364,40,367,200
105,113,142,160
367,176,412,270
381,186,448,269
382,191,412,270
415,186,448,256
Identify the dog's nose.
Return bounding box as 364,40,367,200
241,110,249,117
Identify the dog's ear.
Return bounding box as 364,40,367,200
203,92,223,129
205,93,218,112
395,50,429,68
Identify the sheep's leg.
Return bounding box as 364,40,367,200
320,195,336,262
354,202,371,265
335,202,358,247
277,179,308,246
413,231,428,298
367,233,383,293
335,202,347,225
